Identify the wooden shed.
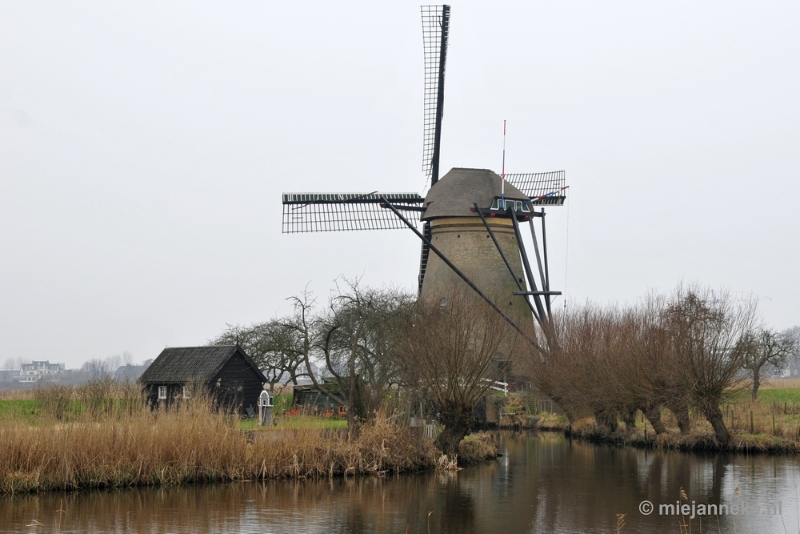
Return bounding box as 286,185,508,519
139,345,267,414
291,382,343,415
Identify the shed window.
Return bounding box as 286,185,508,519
182,386,190,399
158,386,167,400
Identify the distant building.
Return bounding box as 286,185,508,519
115,360,153,381
139,345,266,414
0,369,20,384
15,361,65,383
783,352,800,377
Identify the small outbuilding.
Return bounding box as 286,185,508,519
292,382,343,415
139,345,267,414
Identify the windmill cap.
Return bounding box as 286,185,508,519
421,168,528,221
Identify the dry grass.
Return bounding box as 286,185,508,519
720,398,800,440
760,378,800,389
534,412,571,432
538,400,800,453
458,432,498,464
0,389,35,401
0,387,442,495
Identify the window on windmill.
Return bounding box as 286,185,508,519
490,198,500,210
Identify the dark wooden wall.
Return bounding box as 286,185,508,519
211,350,264,414
141,349,263,414
143,383,184,410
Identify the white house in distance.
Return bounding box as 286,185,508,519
15,360,65,383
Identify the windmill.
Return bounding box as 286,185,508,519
281,5,567,344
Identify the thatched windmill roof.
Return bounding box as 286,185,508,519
421,168,528,221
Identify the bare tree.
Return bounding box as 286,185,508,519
523,287,767,443
316,279,413,427
622,295,692,435
398,288,524,455
664,287,757,445
81,358,110,378
785,326,800,347
78,353,131,379
742,328,798,400
106,354,123,374
785,326,800,377
211,319,308,391
120,351,134,366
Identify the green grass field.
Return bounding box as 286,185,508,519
727,387,800,405
239,415,348,431
753,388,800,405
0,399,38,422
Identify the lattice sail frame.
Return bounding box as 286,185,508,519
505,170,567,206
421,5,450,184
282,192,424,233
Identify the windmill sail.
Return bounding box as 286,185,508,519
281,192,423,233
421,5,450,186
419,5,450,293
505,170,567,206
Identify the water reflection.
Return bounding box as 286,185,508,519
2,432,797,533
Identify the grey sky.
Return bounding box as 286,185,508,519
2,1,798,369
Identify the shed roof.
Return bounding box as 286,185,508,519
139,345,267,384
421,168,528,220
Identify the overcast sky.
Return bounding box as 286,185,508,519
2,1,798,369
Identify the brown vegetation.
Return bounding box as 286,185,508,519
397,289,525,455
527,285,762,446
532,396,800,453
0,389,35,400
762,378,800,389
0,385,467,495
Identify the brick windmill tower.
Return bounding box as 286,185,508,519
281,5,567,338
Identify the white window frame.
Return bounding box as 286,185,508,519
182,386,190,399
158,385,167,400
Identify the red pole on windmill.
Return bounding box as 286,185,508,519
501,120,506,209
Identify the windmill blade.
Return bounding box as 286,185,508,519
282,192,423,233
505,171,568,206
421,4,450,186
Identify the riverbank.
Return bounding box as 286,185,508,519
0,393,498,495
534,408,800,454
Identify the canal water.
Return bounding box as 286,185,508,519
2,432,798,533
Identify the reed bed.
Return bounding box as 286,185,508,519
0,385,454,495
